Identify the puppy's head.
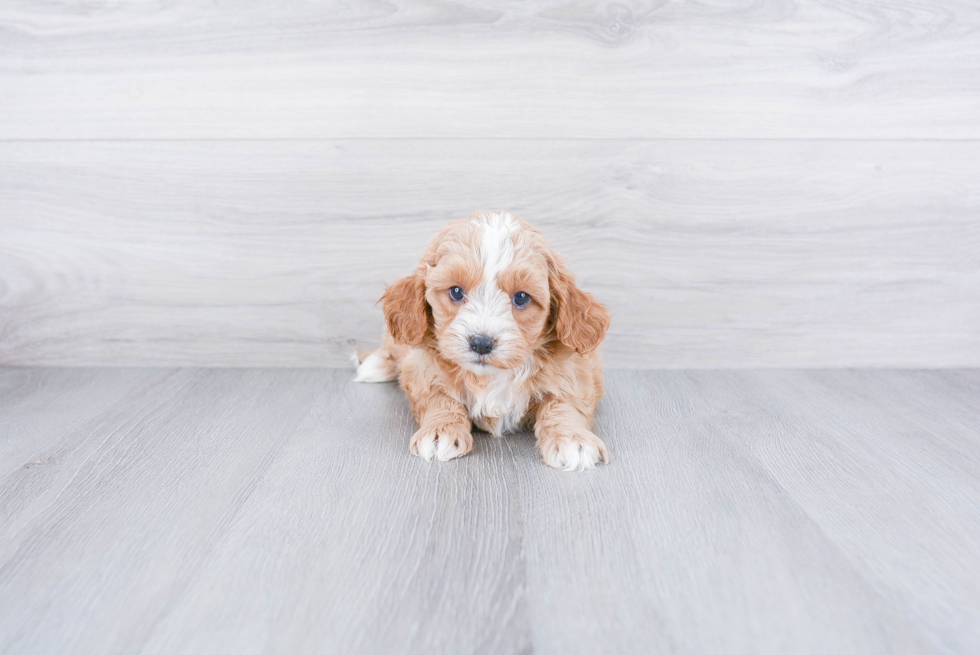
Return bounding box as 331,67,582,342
383,212,610,374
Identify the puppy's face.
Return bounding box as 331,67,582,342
383,212,609,374
424,215,550,373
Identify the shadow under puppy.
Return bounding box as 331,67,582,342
355,211,611,471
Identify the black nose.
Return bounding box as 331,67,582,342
469,334,494,356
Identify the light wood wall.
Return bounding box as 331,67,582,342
1,1,978,367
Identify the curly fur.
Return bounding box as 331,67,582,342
355,211,611,471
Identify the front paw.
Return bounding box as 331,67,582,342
539,431,609,471
410,422,473,462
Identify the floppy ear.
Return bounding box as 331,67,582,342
381,272,429,346
549,257,610,355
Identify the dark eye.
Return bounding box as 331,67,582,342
512,291,531,308
448,286,465,302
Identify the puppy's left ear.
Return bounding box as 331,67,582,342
381,272,429,346
549,256,610,355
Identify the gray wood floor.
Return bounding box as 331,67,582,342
1,368,978,654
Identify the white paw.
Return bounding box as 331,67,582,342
354,351,397,383
410,423,473,462
539,431,609,472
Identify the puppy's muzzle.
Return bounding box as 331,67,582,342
469,334,495,356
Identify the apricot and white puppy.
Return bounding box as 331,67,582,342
355,211,611,471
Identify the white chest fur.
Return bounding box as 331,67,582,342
463,365,534,436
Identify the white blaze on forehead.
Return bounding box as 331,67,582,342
468,212,518,318
473,212,518,279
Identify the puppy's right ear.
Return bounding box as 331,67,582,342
381,273,429,346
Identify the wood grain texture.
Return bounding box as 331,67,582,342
1,368,979,654
1,139,978,368
1,0,979,139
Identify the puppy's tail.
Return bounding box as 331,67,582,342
352,348,398,383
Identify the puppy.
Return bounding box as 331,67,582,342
355,211,611,471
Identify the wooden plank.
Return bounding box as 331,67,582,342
2,369,979,653
672,370,980,653
0,367,176,478
0,369,324,654
1,140,978,368
138,372,527,655
1,1,979,139
0,368,527,655
509,371,954,654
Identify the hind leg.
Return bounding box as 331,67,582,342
353,348,398,383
